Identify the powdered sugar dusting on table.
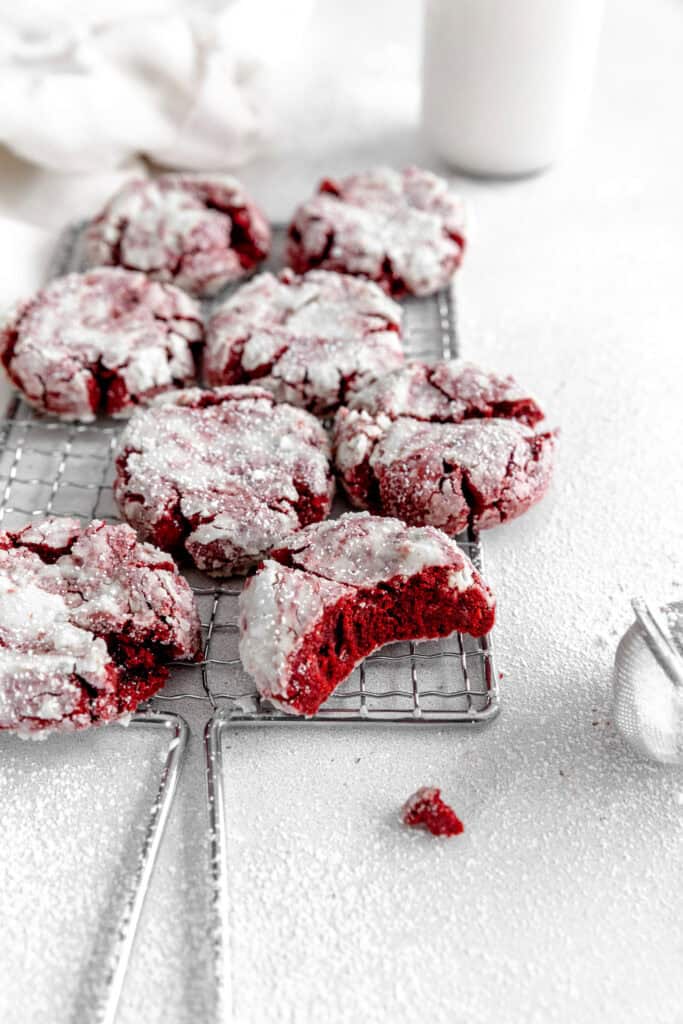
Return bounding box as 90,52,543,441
0,723,185,1022
220,719,683,1023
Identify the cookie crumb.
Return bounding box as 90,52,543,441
401,786,464,837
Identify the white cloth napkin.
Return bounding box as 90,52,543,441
0,0,314,174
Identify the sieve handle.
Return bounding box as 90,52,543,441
632,597,683,690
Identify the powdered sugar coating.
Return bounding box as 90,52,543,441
344,359,544,425
0,268,203,421
274,511,476,588
286,166,466,297
114,386,334,576
85,173,271,297
238,560,351,701
204,269,404,414
0,517,201,738
239,511,494,715
334,359,556,533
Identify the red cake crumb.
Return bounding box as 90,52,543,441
204,268,404,415
286,166,465,297
85,173,271,297
0,517,201,738
238,512,495,716
402,787,464,837
114,386,334,575
333,359,556,534
0,268,203,422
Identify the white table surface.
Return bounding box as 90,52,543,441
1,1,682,1022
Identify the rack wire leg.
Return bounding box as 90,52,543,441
95,711,189,1024
205,709,234,1023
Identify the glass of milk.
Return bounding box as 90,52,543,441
421,0,605,177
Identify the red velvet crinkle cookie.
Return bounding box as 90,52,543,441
0,517,201,738
114,386,334,576
0,268,203,421
85,173,271,297
204,269,404,415
286,166,466,297
333,360,556,534
238,512,495,716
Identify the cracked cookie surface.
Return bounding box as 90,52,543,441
204,269,404,415
114,386,335,576
286,166,465,297
0,268,203,421
85,173,271,297
333,360,556,533
238,512,495,716
0,517,201,738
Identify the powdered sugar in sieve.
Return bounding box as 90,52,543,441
613,598,683,764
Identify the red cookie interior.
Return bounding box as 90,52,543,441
238,513,495,716
115,386,334,576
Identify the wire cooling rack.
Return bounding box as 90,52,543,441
0,224,499,1024
1,224,499,728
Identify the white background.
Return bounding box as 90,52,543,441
0,1,682,1022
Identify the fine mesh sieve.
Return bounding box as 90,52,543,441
613,598,683,764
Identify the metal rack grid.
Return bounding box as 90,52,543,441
0,224,500,1023
0,317,497,724
0,227,499,727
